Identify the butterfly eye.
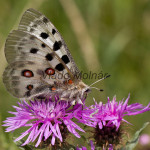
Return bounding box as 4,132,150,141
45,68,55,75
85,88,91,93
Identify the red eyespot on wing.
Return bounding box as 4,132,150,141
22,70,34,77
45,68,55,75
49,86,56,91
51,87,56,91
64,79,73,85
27,85,33,90
68,79,73,84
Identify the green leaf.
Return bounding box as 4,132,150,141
119,122,149,150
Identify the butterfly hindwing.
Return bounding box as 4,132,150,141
3,60,66,99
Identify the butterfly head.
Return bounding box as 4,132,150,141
84,88,91,93
77,81,91,99
79,75,111,99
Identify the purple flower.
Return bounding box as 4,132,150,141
81,94,150,130
77,95,150,149
139,134,150,145
3,97,84,147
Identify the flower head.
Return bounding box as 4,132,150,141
3,97,84,148
78,95,150,149
82,94,150,130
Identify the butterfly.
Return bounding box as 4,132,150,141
3,8,106,104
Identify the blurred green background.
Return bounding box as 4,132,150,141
0,0,150,149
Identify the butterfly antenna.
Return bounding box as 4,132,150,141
89,74,111,87
90,87,104,92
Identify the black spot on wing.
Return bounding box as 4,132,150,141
53,41,62,51
61,55,70,64
45,53,53,61
52,29,56,35
41,43,46,48
26,85,33,90
30,48,38,54
40,32,49,39
55,63,64,71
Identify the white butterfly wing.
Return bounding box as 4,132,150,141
3,8,81,99
3,61,50,98
19,8,80,75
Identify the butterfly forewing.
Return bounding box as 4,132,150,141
18,8,80,76
5,30,69,79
